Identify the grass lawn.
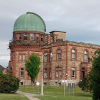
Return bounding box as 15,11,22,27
19,85,93,100
0,93,29,100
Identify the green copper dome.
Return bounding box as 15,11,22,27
13,12,46,33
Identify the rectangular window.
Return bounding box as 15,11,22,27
30,33,34,40
84,55,88,62
20,72,24,78
58,53,61,60
41,35,43,41
59,71,62,78
19,55,22,62
44,55,47,62
72,53,75,60
71,71,75,78
44,72,47,78
36,34,39,40
44,69,47,79
24,33,27,40
56,67,62,78
23,55,25,62
19,33,21,39
56,71,58,78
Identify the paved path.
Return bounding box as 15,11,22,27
16,91,40,100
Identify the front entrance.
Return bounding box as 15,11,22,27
81,67,85,80
82,71,85,79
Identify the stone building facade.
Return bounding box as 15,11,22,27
8,12,100,85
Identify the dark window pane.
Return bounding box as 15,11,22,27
36,34,39,40
19,33,21,39
24,33,27,40
41,35,43,41
21,72,24,78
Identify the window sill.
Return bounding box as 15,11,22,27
72,77,75,78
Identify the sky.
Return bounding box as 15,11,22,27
0,0,100,67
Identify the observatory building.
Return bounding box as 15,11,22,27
8,12,99,85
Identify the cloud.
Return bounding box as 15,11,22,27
0,56,10,60
0,0,100,67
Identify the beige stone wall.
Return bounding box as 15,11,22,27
67,42,100,81
53,31,66,41
9,38,100,85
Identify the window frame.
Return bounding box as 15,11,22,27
72,49,76,61
56,66,62,78
19,33,21,40
41,35,43,41
19,54,25,62
24,33,27,40
84,51,88,62
57,49,61,60
44,53,47,62
44,68,47,79
71,67,75,78
36,34,39,40
20,71,24,78
23,55,25,62
30,33,34,40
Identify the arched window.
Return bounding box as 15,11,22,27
44,53,47,62
84,51,88,62
57,49,61,60
72,49,76,60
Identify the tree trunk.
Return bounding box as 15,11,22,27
31,81,33,87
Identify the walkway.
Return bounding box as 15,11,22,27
16,91,40,100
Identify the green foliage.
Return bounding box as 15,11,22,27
78,73,93,93
0,73,20,93
25,53,41,82
91,51,100,100
78,50,100,100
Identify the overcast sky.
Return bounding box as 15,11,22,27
0,0,100,67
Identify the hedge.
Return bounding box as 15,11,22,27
0,73,20,93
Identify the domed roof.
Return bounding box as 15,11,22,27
13,12,46,33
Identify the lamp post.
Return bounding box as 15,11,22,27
41,52,52,95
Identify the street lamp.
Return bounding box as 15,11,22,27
41,52,52,95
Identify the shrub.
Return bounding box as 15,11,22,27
0,73,20,93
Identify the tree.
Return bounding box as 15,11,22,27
91,50,100,100
78,50,100,100
78,71,93,93
25,53,41,86
0,73,20,93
